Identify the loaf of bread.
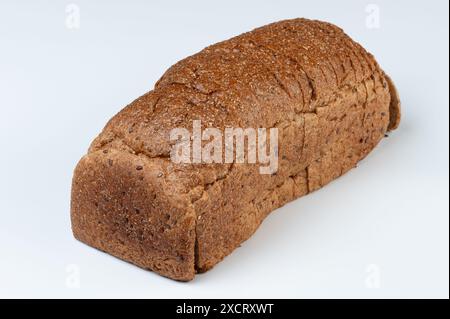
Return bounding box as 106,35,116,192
71,18,400,281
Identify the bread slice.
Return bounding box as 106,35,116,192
71,18,400,281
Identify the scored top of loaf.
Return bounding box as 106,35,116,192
88,18,397,194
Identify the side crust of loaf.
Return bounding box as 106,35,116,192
71,150,197,280
71,18,400,281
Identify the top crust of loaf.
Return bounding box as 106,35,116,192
89,19,392,157
88,18,398,201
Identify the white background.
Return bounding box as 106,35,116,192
0,0,448,298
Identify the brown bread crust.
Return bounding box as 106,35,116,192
71,18,400,281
